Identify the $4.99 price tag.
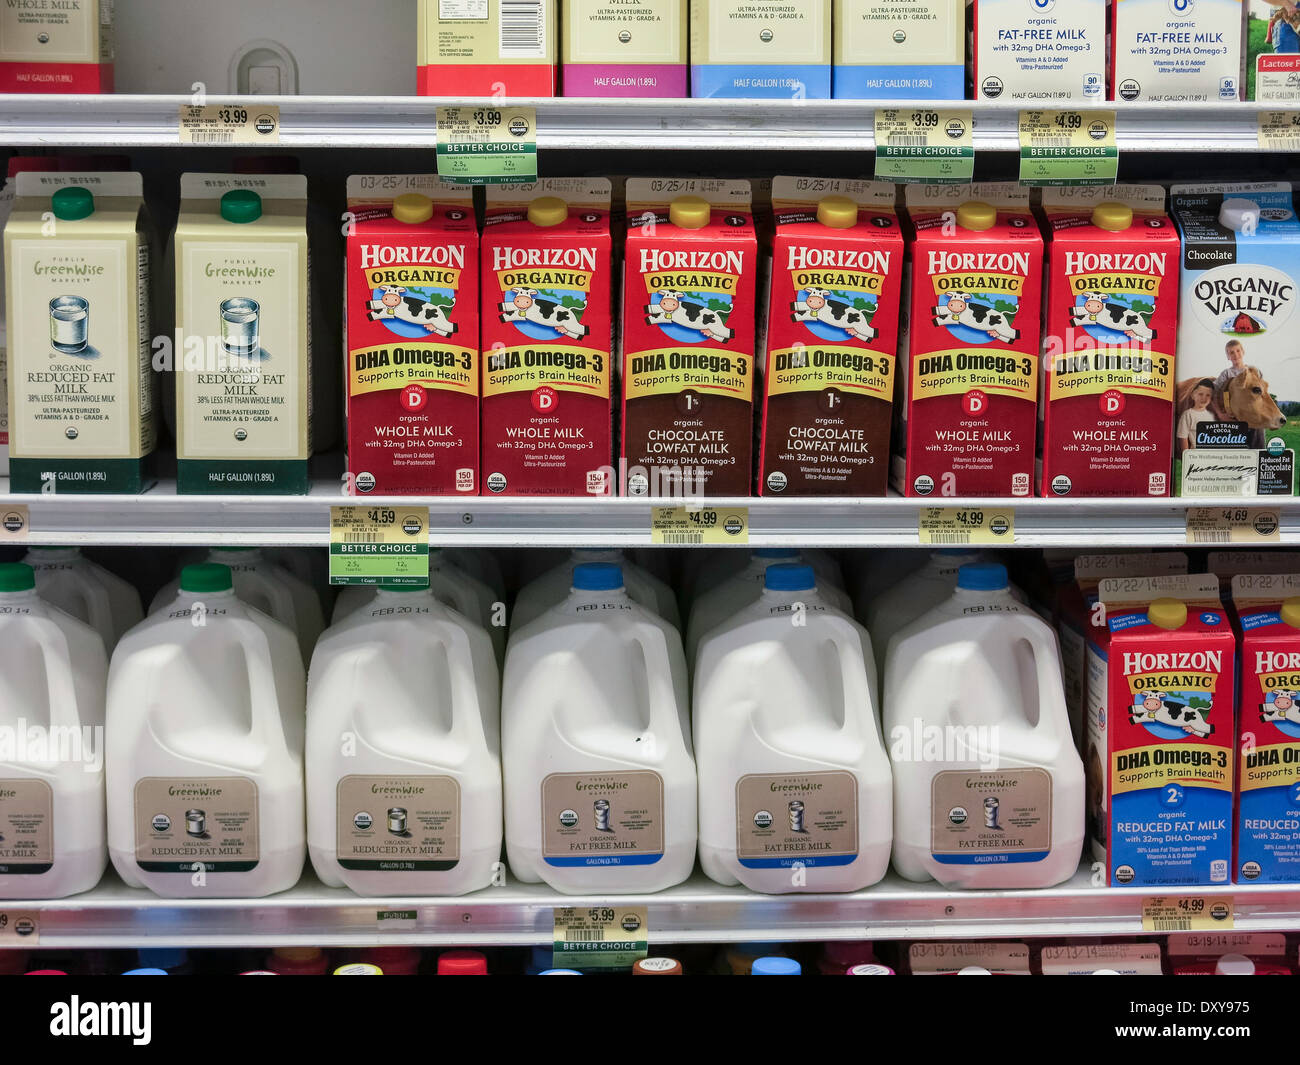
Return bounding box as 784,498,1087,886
1142,896,1234,933
918,507,1015,546
1185,507,1281,545
436,105,537,185
553,906,648,971
1018,110,1117,186
329,505,430,587
874,109,974,185
651,505,749,546
178,104,280,145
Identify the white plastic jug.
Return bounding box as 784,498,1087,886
444,548,506,601
307,587,501,897
0,563,108,900
502,562,696,894
263,547,332,614
510,549,680,634
686,547,845,604
107,563,306,898
694,564,892,894
24,546,144,651
884,563,1084,890
851,549,926,619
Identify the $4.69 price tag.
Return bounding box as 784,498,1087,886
918,507,1014,546
436,105,537,185
1258,112,1300,153
1185,507,1281,545
874,109,974,185
329,505,430,587
1018,110,1117,187
1142,896,1234,933
651,505,749,546
553,906,648,971
178,104,280,146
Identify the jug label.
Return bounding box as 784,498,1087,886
0,779,53,874
336,774,461,871
133,776,260,873
735,771,859,868
541,770,664,866
930,768,1052,864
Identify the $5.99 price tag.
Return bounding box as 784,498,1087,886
1142,896,1234,933
329,505,430,587
651,505,749,546
553,906,648,971
918,507,1015,546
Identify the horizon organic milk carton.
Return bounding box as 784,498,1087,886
417,0,556,96
895,183,1042,498
562,0,686,97
1089,574,1236,887
690,0,832,98
1167,932,1292,974
1248,0,1300,101
1209,550,1300,603
4,171,156,494
622,179,757,498
481,179,613,497
1040,186,1180,499
832,0,966,99
174,174,311,495
973,0,1106,103
1112,0,1242,102
345,176,478,497
759,177,903,497
1169,183,1300,497
0,0,113,93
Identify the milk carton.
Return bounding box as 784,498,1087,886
1210,550,1300,602
481,179,613,497
690,0,831,98
1248,0,1300,101
174,174,311,495
1090,574,1236,887
906,942,1031,976
1167,932,1292,974
1112,0,1242,102
345,176,478,497
0,0,113,92
417,0,556,96
972,0,1106,102
895,183,1042,498
561,0,686,97
4,172,156,494
622,179,757,498
1169,183,1300,497
1040,186,1180,499
760,178,902,497
832,0,965,98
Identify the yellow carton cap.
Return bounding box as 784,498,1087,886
669,195,711,230
1091,201,1133,233
393,193,434,225
1281,598,1300,630
1148,598,1187,631
527,196,568,228
817,195,858,229
956,201,996,232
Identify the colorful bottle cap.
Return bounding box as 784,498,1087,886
437,949,488,975
765,563,815,593
847,963,895,975
1215,953,1255,976
724,942,786,975
669,195,710,230
180,563,233,594
958,966,992,975
1281,598,1300,630
1219,198,1259,234
122,968,168,975
572,561,623,591
25,970,67,976
957,562,1008,592
817,195,858,230
752,956,802,976
1091,202,1133,232
633,957,683,975
393,192,434,225
527,196,568,228
0,563,36,593
1148,598,1187,631
333,963,383,975
221,188,263,224
51,186,94,221
538,968,583,975
955,201,996,232
269,946,328,976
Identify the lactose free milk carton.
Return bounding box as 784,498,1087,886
623,179,757,497
481,179,613,496
1248,0,1300,101
562,0,686,97
1170,183,1300,497
895,183,1042,498
418,0,556,96
1040,186,1180,499
0,0,113,92
345,176,478,497
690,0,832,98
759,178,902,496
4,171,155,494
174,175,311,495
973,0,1107,102
832,0,965,99
1113,0,1242,102
1089,574,1235,887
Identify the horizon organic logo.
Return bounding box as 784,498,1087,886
0,720,103,773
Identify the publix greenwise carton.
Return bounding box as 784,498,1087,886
0,0,113,92
1248,0,1300,101
833,0,965,99
690,0,832,98
4,171,156,494
174,174,311,495
562,0,687,97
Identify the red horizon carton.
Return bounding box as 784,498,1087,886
480,179,613,497
345,176,479,496
1168,933,1291,975
895,183,1042,498
622,179,757,498
1040,186,1179,499
0,0,113,93
1089,574,1236,887
759,177,902,497
905,942,1031,976
1208,550,1300,606
417,0,556,96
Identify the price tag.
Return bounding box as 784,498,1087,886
1142,896,1233,933
329,506,430,586
376,909,417,930
436,105,537,185
1258,112,1300,152
0,909,39,945
553,905,648,971
1018,110,1118,186
918,507,1014,546
874,109,974,184
650,505,749,546
1185,507,1281,545
0,504,29,540
178,104,280,146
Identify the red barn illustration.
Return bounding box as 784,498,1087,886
1231,312,1263,334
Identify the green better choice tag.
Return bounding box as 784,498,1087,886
329,506,430,587
436,105,537,185
874,109,974,184
1018,110,1118,187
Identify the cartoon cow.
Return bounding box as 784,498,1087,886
1132,692,1213,737
1130,692,1165,724
499,287,588,340
1070,292,1156,342
931,291,1019,343
367,285,457,338
790,288,877,342
1261,690,1300,725
645,289,734,343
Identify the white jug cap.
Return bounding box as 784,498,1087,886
1215,953,1255,975
1219,198,1260,233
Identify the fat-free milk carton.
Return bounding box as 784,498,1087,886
418,0,556,96
895,183,1042,498
1089,574,1236,887
0,0,113,92
1040,186,1180,499
1112,0,1242,102
760,178,902,496
4,172,155,494
345,176,478,497
174,174,311,495
690,0,831,98
562,0,686,97
1169,183,1300,497
832,0,965,98
481,179,613,496
1248,0,1300,102
973,0,1106,102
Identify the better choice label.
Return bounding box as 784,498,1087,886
134,777,259,873
1018,111,1118,186
436,106,538,185
329,505,431,586
874,109,974,184
553,905,649,970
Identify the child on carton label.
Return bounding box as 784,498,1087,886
1177,379,1216,454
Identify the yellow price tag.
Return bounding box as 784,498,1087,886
1142,896,1233,933
1185,507,1281,545
1258,112,1300,152
436,105,538,185
1018,110,1117,186
178,104,280,146
918,507,1014,546
329,505,430,586
0,910,39,945
0,504,29,540
874,108,974,184
553,905,648,971
651,505,749,546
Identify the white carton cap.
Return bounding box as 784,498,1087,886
1215,953,1256,976
1220,198,1260,233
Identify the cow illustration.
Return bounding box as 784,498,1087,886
367,285,456,338
1261,690,1300,725
791,288,877,342
1130,692,1165,724
1132,692,1213,737
499,287,588,340
1070,292,1156,342
932,291,1019,343
645,289,733,343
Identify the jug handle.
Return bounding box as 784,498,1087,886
823,614,877,743
240,569,297,631
631,621,679,742
38,618,93,733
444,623,490,749
232,616,292,752
1023,620,1070,744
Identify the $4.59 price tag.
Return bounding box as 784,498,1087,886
874,109,974,184
436,105,537,185
918,507,1015,546
651,505,749,546
1185,507,1281,545
1018,110,1117,187
329,505,430,587
178,104,280,146
1142,896,1234,933
553,906,648,971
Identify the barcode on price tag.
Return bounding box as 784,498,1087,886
553,906,648,970
874,109,974,184
179,104,280,146
0,910,39,945
1258,112,1300,152
1185,507,1281,545
651,505,749,545
918,507,1015,546
1142,896,1233,932
1018,110,1117,186
329,506,430,586
436,105,537,185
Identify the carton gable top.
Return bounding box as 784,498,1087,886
1074,552,1189,588
771,176,896,212
1169,182,1300,244
1098,573,1224,619
484,177,611,211
625,177,751,215
1040,185,1168,214
1231,572,1300,607
15,171,143,201
904,181,1030,213
179,172,307,205
346,174,474,206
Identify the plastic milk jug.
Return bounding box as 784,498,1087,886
510,549,680,634
23,546,143,651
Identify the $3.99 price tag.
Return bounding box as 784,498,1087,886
874,109,974,184
1142,896,1233,933
178,104,280,145
553,906,648,971
918,507,1015,546
651,505,749,546
1185,507,1281,545
329,505,430,587
436,105,537,185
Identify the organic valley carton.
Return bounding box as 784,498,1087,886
1112,0,1242,102
1089,574,1236,887
0,0,113,92
759,178,903,496
690,0,832,99
972,0,1107,102
481,179,613,496
345,176,478,497
1248,0,1300,102
4,171,155,494
1040,186,1180,499
417,0,556,96
622,179,757,498
895,183,1042,498
832,0,965,99
174,174,311,495
1169,183,1300,497
562,0,686,97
